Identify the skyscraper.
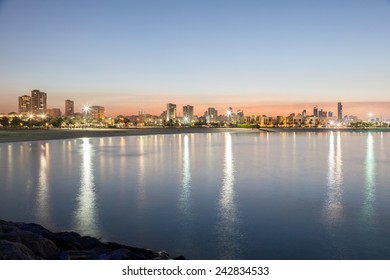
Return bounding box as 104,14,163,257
337,102,343,122
65,100,74,116
313,106,318,117
18,95,31,115
207,107,218,123
183,105,194,122
31,89,47,115
166,103,176,121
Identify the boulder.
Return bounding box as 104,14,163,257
0,240,37,260
0,230,60,259
0,220,182,260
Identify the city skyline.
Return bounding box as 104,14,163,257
0,1,389,118
4,90,390,120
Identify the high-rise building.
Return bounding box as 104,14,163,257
302,109,307,117
337,102,343,122
90,106,105,119
183,105,194,122
31,89,47,115
65,100,74,116
18,95,31,115
207,107,218,123
319,109,327,118
313,106,318,117
237,110,245,123
166,103,176,121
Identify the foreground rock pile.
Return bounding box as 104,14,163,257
0,220,183,260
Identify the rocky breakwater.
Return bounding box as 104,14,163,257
0,220,184,260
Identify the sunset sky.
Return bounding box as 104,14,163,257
0,0,389,118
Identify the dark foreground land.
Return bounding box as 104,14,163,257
0,220,183,260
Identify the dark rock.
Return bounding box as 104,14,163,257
0,230,60,259
0,224,20,233
0,240,37,260
53,232,85,250
78,236,101,250
156,251,172,260
99,248,146,260
58,250,99,260
17,222,53,239
0,220,184,260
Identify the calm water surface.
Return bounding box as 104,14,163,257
1,132,390,259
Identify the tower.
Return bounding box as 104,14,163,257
65,100,74,116
183,105,194,122
166,103,176,121
337,102,343,122
18,95,31,115
313,106,318,117
31,89,47,115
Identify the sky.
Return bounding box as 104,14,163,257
0,0,389,118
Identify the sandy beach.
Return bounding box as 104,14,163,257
0,127,261,143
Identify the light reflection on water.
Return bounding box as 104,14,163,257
217,133,241,259
35,143,52,227
137,136,146,209
74,138,100,237
176,134,195,251
179,134,191,219
325,132,344,224
323,132,346,258
363,133,375,222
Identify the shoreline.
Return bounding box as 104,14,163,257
0,127,259,144
258,127,390,133
0,126,389,143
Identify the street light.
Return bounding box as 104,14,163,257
226,109,232,116
83,105,90,114
83,105,90,128
41,114,47,128
226,108,232,125
28,114,34,127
